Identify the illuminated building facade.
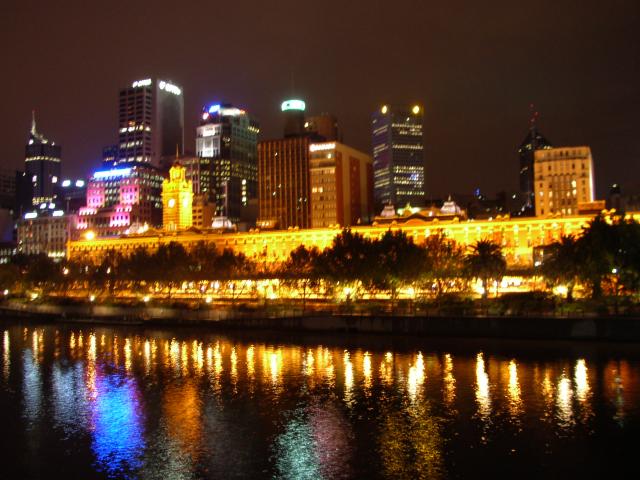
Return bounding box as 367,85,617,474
69,211,630,270
194,104,259,223
162,164,193,231
534,146,596,217
77,165,163,237
192,194,215,229
113,78,184,166
518,125,552,215
309,141,373,228
372,105,425,209
18,211,76,260
258,136,310,229
25,112,61,208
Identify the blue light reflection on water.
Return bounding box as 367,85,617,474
90,368,145,479
2,324,640,479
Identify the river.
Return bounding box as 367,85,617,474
1,320,639,479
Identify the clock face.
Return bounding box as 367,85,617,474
168,198,176,208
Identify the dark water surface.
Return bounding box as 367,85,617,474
1,320,639,479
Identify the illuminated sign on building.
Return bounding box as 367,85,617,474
309,143,336,152
281,99,306,112
200,125,218,137
93,168,132,180
159,80,181,95
132,79,152,88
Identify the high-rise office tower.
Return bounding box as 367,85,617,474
371,105,425,210
25,112,61,208
534,146,595,217
194,104,259,223
114,78,184,166
518,114,552,215
309,141,373,228
282,99,306,137
258,136,310,230
257,99,312,229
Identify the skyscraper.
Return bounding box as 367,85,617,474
25,112,61,208
518,115,552,215
114,78,184,166
194,104,259,223
258,100,311,230
371,105,425,210
282,99,306,137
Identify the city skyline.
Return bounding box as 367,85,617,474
1,1,638,199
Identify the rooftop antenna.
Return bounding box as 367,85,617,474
529,103,539,131
31,110,37,136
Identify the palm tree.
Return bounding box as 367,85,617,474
465,239,506,299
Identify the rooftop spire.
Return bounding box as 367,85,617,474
31,110,37,136
529,103,539,131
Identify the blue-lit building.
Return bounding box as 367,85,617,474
194,103,259,224
371,105,425,210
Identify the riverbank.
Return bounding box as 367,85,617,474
2,301,640,342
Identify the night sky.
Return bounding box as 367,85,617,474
1,0,639,199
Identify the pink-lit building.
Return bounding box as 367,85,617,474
77,165,163,237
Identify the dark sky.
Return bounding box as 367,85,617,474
1,0,639,198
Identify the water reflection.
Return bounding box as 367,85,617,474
343,350,354,406
3,330,9,382
556,372,574,427
2,325,640,479
475,352,492,423
507,359,523,419
90,370,144,477
22,348,42,424
443,354,455,407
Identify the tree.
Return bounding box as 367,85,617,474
151,242,191,298
541,234,580,301
605,218,640,297
90,249,124,298
317,229,376,298
421,233,466,299
465,239,506,299
280,245,321,312
24,254,61,295
374,230,425,304
575,216,618,299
